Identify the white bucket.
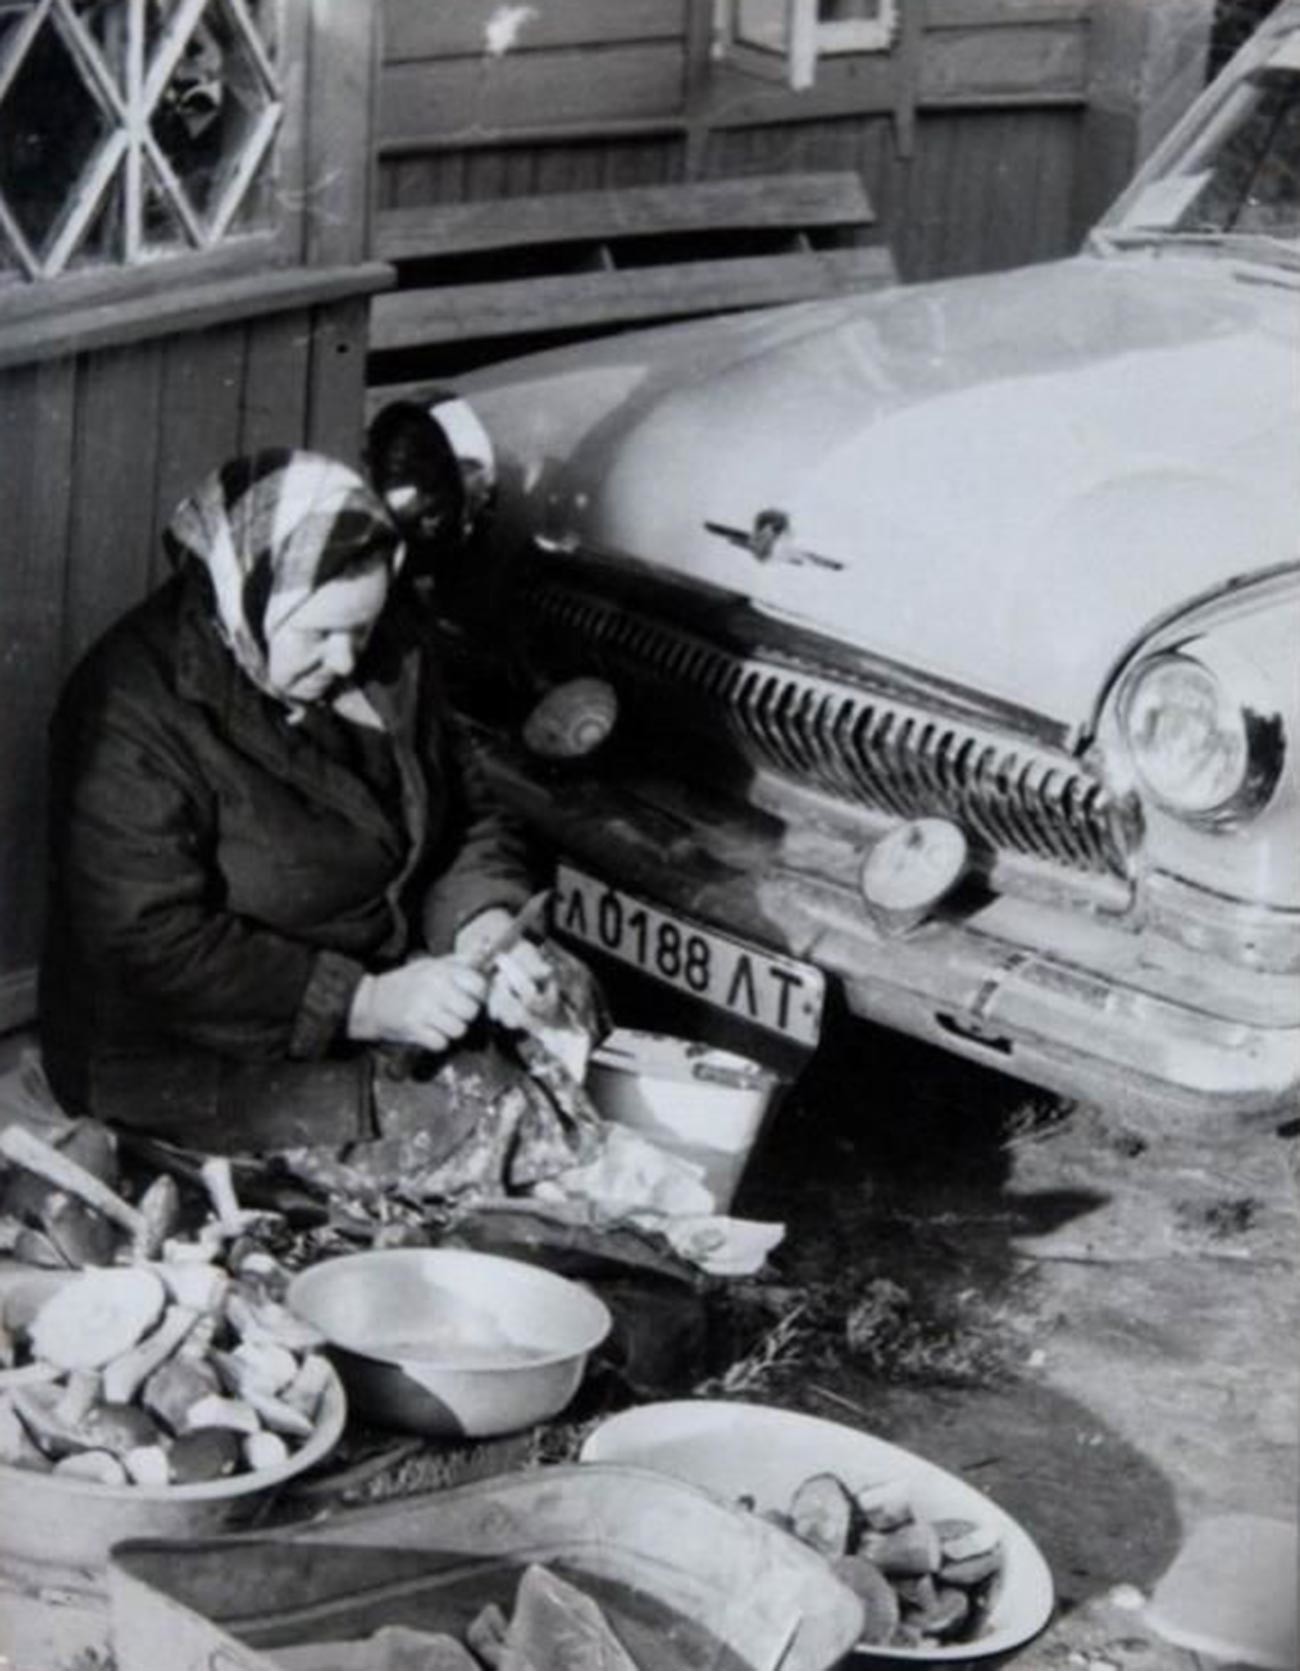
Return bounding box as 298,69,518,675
584,1029,783,1212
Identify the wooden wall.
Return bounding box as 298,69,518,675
376,0,1214,282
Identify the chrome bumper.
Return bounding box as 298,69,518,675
483,749,1300,1120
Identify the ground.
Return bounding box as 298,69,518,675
727,1019,1299,1668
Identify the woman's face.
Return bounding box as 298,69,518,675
264,566,389,704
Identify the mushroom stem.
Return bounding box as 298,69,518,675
199,1157,249,1237
0,1124,145,1239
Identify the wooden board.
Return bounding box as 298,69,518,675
307,297,371,465
240,308,312,454
924,0,1090,23
63,342,166,664
371,245,897,351
385,0,687,61
0,359,76,1009
378,171,875,261
919,21,1088,102
149,326,248,584
379,46,688,145
305,0,380,268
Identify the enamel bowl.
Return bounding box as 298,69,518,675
287,1248,612,1438
581,1399,1055,1663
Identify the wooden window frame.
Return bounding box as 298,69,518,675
0,0,311,356
724,0,900,91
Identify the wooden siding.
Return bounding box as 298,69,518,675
383,0,689,61
373,0,1215,284
704,104,1083,278
381,45,689,148
374,0,1096,281
0,300,370,1026
378,102,1085,285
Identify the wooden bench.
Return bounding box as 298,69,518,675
368,170,896,379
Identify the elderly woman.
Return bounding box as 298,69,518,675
39,449,558,1158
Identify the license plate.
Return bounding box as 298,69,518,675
553,864,825,1048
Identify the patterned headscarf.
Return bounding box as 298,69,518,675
166,449,403,708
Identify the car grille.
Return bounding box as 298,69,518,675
530,582,1135,879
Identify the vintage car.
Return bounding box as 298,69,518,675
374,7,1300,1119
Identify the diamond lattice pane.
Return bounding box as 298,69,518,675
149,0,279,233
0,4,29,56
66,163,124,267
0,12,113,258
142,145,192,251
69,0,128,90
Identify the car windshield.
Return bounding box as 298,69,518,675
1098,33,1300,257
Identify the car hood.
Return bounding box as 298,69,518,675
465,253,1300,724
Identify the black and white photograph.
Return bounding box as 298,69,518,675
0,2,1296,1668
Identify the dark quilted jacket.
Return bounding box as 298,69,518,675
39,568,533,1152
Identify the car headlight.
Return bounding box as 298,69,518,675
1118,650,1282,823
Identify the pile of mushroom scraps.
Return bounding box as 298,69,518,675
0,1123,332,1488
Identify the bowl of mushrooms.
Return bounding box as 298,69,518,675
0,1127,345,1569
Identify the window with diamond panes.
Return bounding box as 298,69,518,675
0,0,284,284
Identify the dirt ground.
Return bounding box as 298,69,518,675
730,1018,1300,1668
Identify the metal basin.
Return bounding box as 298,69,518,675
286,1248,612,1438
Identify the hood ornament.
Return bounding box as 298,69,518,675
704,508,845,572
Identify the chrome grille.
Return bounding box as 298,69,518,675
530,584,1133,878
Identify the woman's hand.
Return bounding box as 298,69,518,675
347,955,488,1052
486,939,558,1030
454,909,557,1030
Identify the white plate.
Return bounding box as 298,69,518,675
580,1399,1055,1662
554,864,826,1047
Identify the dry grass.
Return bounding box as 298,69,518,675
693,1298,818,1399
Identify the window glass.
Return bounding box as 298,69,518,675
0,0,283,283
820,0,885,21
1114,58,1300,240
0,13,113,264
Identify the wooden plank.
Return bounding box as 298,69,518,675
378,172,874,262
683,0,716,176
370,246,897,351
0,357,76,996
0,970,37,1034
240,308,312,455
384,0,687,62
307,297,371,466
702,52,898,128
379,46,688,145
380,114,690,158
924,0,1090,25
0,262,393,374
919,22,1088,103
63,342,167,664
150,326,249,585
305,0,382,268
